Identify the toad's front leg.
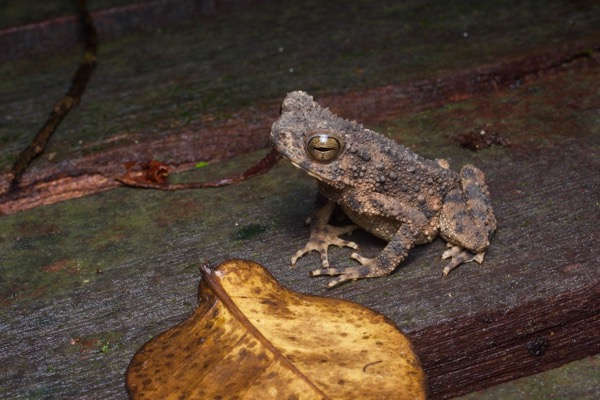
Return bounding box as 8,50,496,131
311,224,417,288
291,194,358,269
311,191,430,287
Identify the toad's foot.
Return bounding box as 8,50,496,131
291,224,358,268
441,244,485,276
310,253,385,288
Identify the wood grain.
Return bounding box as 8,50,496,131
413,282,600,398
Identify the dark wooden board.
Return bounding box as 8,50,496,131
0,0,264,62
1,1,599,399
457,353,600,399
415,282,600,397
1,68,598,398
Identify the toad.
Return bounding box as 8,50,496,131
271,91,496,287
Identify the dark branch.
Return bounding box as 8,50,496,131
5,0,97,192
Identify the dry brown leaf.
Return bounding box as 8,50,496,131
126,259,426,399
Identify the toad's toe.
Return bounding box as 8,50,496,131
441,245,486,276
291,223,358,268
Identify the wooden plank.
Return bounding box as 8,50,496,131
1,67,597,398
0,0,266,62
0,1,599,399
457,353,600,399
413,283,600,398
2,38,598,214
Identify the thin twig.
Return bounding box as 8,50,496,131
5,0,97,192
116,147,282,190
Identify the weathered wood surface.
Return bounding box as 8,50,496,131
457,353,600,399
2,38,598,215
415,281,600,397
1,1,599,399
3,0,599,206
0,0,265,63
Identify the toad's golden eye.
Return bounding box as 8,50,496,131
306,134,342,162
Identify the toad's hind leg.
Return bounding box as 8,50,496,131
441,244,486,276
439,165,497,275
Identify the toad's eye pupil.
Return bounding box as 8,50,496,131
307,134,342,162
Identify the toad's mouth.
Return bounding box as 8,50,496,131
290,160,333,184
